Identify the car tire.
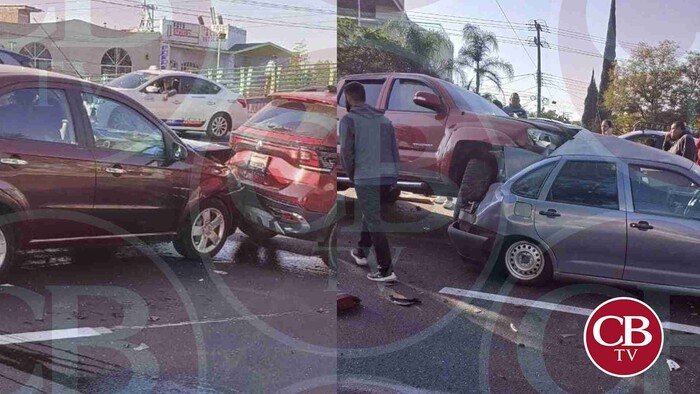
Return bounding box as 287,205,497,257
206,112,231,141
454,156,497,220
0,222,17,281
319,222,338,269
238,219,277,242
380,186,401,204
500,239,552,286
173,199,231,260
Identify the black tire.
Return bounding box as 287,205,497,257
238,219,277,241
0,222,17,281
319,222,338,269
499,238,553,286
206,112,232,141
72,247,117,264
380,186,401,204
173,199,232,260
454,156,497,220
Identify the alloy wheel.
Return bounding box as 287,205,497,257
505,241,545,281
211,116,229,137
0,229,6,268
191,208,226,254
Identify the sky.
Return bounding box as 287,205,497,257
406,0,700,120
24,0,337,62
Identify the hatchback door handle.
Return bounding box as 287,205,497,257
539,209,561,218
0,157,28,166
105,166,127,176
630,221,654,231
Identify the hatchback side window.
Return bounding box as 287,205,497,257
81,93,166,158
0,88,76,145
338,80,384,108
388,79,438,113
547,161,619,209
512,162,556,199
630,165,700,219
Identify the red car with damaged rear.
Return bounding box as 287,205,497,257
227,91,337,253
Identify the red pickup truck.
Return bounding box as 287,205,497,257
336,73,576,214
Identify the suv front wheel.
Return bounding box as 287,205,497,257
174,199,232,260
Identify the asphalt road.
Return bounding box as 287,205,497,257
0,232,336,393
336,191,700,394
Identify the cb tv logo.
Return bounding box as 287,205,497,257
584,297,664,378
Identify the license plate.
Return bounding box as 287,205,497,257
248,153,269,172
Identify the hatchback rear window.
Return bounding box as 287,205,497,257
244,99,336,139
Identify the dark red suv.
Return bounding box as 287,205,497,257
227,91,337,258
0,66,241,279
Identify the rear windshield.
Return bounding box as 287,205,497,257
439,80,508,116
245,99,336,139
107,72,157,89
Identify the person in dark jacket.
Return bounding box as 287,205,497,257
663,121,698,162
339,82,400,282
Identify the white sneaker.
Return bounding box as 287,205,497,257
367,272,398,282
351,249,368,266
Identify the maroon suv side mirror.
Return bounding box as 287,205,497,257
413,91,442,112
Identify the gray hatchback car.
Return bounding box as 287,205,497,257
448,130,700,294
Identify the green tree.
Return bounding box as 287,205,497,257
597,0,616,122
528,109,571,123
457,23,514,94
582,70,600,132
337,18,452,79
604,41,682,129
679,51,700,127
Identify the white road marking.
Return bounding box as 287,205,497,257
439,287,700,336
0,311,307,346
0,327,112,346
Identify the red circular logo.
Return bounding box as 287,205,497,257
584,297,664,377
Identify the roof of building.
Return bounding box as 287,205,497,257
0,5,42,12
228,42,292,55
552,129,694,170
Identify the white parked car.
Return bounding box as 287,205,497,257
106,68,248,140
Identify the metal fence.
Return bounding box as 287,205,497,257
86,62,338,100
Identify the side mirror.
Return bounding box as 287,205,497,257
172,143,187,161
413,91,442,112
145,85,160,94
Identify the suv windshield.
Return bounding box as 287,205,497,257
245,99,336,139
107,72,157,89
439,80,508,117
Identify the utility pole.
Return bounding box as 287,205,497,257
535,20,542,117
528,20,549,117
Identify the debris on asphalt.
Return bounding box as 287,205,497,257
560,334,575,339
214,270,228,276
0,283,14,287
337,293,361,312
72,310,87,320
316,308,329,314
667,359,681,371
510,323,518,333
389,294,422,307
149,316,160,322
198,278,204,282
133,343,150,352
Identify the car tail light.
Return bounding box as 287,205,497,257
237,98,247,108
298,148,336,173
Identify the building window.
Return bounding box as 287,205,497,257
180,62,199,71
101,48,132,76
19,42,52,70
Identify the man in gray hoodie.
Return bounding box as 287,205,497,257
339,82,400,282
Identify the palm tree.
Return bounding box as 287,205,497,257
382,18,455,79
457,24,514,94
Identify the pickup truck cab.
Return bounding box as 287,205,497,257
336,73,575,215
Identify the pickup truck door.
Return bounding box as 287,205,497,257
382,78,447,181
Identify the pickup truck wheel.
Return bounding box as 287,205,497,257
174,199,231,260
454,157,497,220
238,219,277,242
0,223,16,280
380,186,401,204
